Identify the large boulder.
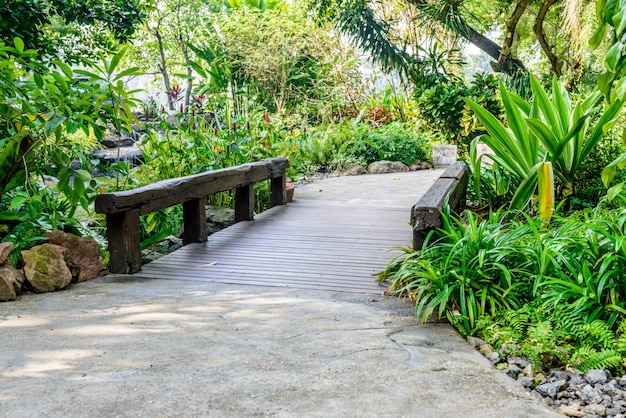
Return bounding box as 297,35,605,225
45,230,108,282
206,205,235,235
367,161,409,174
0,242,13,265
340,164,367,176
0,264,26,296
0,274,16,301
22,244,73,293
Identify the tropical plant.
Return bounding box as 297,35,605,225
380,208,529,335
466,77,624,212
0,41,140,262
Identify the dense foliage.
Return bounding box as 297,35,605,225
3,0,626,388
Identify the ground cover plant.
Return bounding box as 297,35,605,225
380,206,626,373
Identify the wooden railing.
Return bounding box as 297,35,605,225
411,161,469,249
95,157,290,274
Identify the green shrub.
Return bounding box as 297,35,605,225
382,206,626,335
340,122,430,166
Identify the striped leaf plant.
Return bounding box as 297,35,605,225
466,77,624,213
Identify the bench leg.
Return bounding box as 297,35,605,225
270,175,286,207
235,184,254,222
412,229,429,251
183,198,207,244
107,210,142,274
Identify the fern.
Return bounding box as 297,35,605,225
572,347,622,372
581,320,616,350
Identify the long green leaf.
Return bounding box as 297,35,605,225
510,163,541,211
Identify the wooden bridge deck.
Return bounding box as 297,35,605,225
127,171,443,294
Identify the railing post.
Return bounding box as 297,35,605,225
106,210,142,274
235,184,254,222
183,198,207,244
270,174,286,207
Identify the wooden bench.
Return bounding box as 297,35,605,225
411,161,469,249
95,157,290,274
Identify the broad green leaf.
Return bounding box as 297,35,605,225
615,6,626,36
13,37,24,53
75,169,92,181
606,42,623,72
33,73,43,88
189,60,207,79
9,195,27,210
74,69,101,81
51,71,68,90
52,60,73,78
107,48,126,77
44,117,66,135
607,182,625,201
590,23,607,49
114,67,142,80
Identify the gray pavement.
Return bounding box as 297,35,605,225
294,170,447,208
0,170,560,417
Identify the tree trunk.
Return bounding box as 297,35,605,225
534,0,562,77
407,0,527,75
153,26,174,110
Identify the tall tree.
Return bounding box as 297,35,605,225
0,0,146,60
311,0,594,80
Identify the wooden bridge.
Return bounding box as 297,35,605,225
96,158,467,294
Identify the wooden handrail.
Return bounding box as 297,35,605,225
411,161,469,249
96,157,290,274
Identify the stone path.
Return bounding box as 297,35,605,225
0,171,560,417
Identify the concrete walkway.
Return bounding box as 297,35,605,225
0,171,560,417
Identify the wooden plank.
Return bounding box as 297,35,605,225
128,199,413,293
95,157,289,215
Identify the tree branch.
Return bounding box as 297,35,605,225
534,0,562,76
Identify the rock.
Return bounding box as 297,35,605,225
22,244,73,293
0,274,16,301
608,400,626,415
521,364,534,378
367,161,409,174
548,369,569,382
584,403,607,416
421,161,434,169
557,405,586,417
408,164,419,171
206,205,235,235
518,376,534,389
579,384,604,405
466,336,486,348
340,164,367,176
0,242,13,264
569,375,586,389
586,369,609,385
101,134,135,148
508,356,531,369
478,343,495,356
486,352,501,364
0,264,25,295
506,365,522,378
499,344,520,355
535,379,567,399
45,231,107,283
